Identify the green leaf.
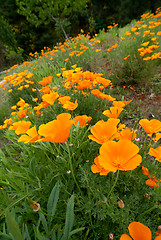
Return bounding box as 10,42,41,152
39,212,48,236
50,229,57,240
24,225,31,240
0,233,12,240
37,236,49,240
63,195,74,240
47,181,59,224
57,231,63,240
1,195,28,217
34,227,49,240
2,223,7,234
5,209,24,240
29,157,36,175
69,227,85,237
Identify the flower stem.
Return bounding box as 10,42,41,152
141,134,148,160
136,204,157,218
65,142,82,195
107,170,119,200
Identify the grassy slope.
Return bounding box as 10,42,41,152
0,11,161,239
0,27,161,123
0,11,161,146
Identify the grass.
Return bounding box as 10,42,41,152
0,8,161,239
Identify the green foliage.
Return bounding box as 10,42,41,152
0,100,12,126
16,0,89,39
5,209,24,240
47,181,59,225
0,16,17,50
1,184,84,239
106,18,161,88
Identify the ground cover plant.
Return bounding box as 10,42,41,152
0,7,161,240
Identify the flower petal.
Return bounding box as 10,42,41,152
98,140,142,171
128,222,152,240
120,234,132,240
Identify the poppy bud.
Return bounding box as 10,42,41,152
118,199,125,208
144,193,150,200
27,197,40,212
158,225,161,231
109,233,114,239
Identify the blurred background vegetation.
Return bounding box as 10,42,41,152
0,0,160,71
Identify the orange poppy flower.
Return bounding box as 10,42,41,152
11,105,17,110
98,140,142,172
115,128,137,140
39,76,53,86
42,92,59,105
32,98,38,102
148,146,161,162
18,126,41,143
58,96,71,105
38,113,74,143
88,118,120,144
16,98,26,107
2,123,8,129
153,133,161,142
18,86,24,91
91,157,109,175
99,86,104,90
139,119,161,136
143,57,151,61
17,109,27,118
112,101,125,108
96,77,111,87
120,221,152,240
73,115,92,127
11,111,16,116
62,100,78,111
145,178,159,188
124,54,130,61
56,73,61,77
103,107,123,118
39,86,51,94
76,80,92,91
99,93,116,101
122,100,132,105
142,166,150,177
142,166,160,188
141,41,150,46
8,121,31,135
91,89,102,97
155,236,161,240
4,118,13,126
112,43,118,48
71,64,77,69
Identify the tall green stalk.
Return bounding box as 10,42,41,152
107,170,119,200
65,142,82,195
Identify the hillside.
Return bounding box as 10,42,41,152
0,8,161,239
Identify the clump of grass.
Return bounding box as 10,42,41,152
0,90,12,125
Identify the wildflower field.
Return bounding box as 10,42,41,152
0,8,161,240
